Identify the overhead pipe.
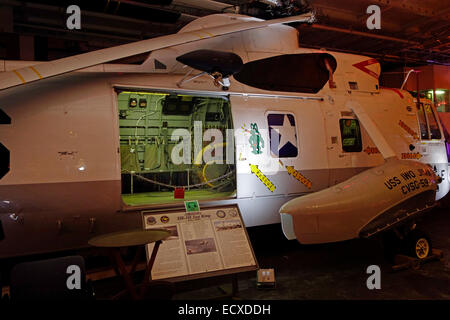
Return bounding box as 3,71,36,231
306,24,421,46
109,0,199,22
371,0,448,19
301,43,424,64
171,0,237,12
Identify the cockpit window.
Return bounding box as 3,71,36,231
417,103,429,139
417,103,442,140
339,119,362,152
234,53,337,94
424,104,441,139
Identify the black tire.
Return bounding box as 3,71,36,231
403,229,432,259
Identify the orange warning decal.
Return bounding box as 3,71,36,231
364,146,380,155
401,152,422,160
398,120,419,140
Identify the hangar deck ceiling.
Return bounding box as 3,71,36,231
0,0,448,66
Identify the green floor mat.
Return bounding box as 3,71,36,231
122,189,236,206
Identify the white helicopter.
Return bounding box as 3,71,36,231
0,12,447,260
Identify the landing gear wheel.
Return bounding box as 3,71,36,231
404,230,432,260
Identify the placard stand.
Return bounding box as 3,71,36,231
141,204,258,293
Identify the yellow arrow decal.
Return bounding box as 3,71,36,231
286,166,312,189
249,164,276,192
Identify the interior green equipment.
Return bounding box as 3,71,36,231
117,90,236,205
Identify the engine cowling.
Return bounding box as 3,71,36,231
279,158,440,244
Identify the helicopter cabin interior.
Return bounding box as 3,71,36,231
116,90,236,206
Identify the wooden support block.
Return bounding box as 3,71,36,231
391,249,444,271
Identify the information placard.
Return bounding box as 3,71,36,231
142,204,258,282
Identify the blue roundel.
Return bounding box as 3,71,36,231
267,113,298,158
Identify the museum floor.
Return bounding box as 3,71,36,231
92,206,450,300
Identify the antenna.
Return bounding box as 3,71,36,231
400,69,417,90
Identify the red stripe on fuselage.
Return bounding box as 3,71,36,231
352,58,379,79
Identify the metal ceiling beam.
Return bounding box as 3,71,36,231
3,0,189,30
372,0,449,19
0,4,13,33
108,0,199,22
24,17,160,38
171,0,236,12
306,24,421,46
299,22,449,64
300,42,424,63
310,2,403,33
20,1,179,27
14,22,140,42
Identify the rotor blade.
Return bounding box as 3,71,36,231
347,100,397,159
0,13,313,91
